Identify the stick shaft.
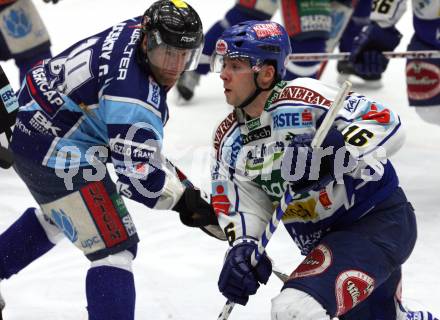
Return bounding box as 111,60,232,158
287,50,440,62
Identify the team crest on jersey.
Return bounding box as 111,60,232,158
406,61,440,100
335,270,375,316
289,244,332,279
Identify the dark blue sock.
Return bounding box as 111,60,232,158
86,266,136,320
0,207,54,279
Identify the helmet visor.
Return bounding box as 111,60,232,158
147,31,202,72
210,53,260,74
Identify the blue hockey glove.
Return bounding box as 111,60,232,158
218,242,272,306
282,127,349,194
350,22,402,78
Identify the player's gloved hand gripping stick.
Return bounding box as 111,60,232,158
217,80,352,320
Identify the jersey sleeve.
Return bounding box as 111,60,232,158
370,0,407,28
100,94,166,208
335,91,405,159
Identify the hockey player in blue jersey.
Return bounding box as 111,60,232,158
0,0,53,82
211,20,439,319
0,0,221,319
349,0,440,124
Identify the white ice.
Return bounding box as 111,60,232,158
0,1,439,319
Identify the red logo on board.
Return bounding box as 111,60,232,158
407,61,440,100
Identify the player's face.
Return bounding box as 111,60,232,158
148,46,190,86
220,57,256,107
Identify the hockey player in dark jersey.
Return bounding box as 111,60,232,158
349,0,440,124
211,20,439,319
0,1,219,319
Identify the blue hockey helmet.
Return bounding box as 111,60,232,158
211,20,291,80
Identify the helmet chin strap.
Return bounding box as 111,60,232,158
235,72,278,109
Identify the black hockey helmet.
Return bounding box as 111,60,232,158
141,0,204,71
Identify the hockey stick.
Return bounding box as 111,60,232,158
287,50,440,62
0,64,19,169
217,80,352,320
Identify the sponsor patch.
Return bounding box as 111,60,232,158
300,15,332,33
289,244,332,279
81,181,129,247
241,125,271,145
14,118,32,136
0,84,18,114
109,133,156,161
51,208,78,242
282,198,318,222
214,112,237,152
335,269,375,316
245,117,261,131
273,108,313,130
361,103,391,124
253,22,282,39
274,86,332,107
344,97,361,113
245,151,283,174
147,76,161,109
29,111,61,136
212,183,231,215
111,194,137,237
318,189,332,209
26,66,65,116
406,61,440,101
116,181,133,198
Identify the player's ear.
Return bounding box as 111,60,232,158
259,64,276,89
